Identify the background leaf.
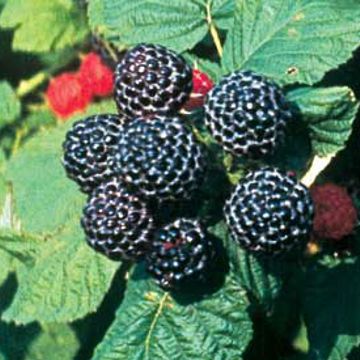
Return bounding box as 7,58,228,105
25,323,79,360
222,0,360,85
88,0,233,53
93,265,253,360
303,260,360,360
287,86,359,157
1,102,120,324
0,81,20,129
0,0,88,52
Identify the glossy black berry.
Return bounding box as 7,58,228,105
113,115,206,201
81,178,154,260
114,44,192,117
62,114,126,193
146,218,213,289
204,70,292,158
224,167,314,255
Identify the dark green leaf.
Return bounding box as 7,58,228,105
222,0,360,85
93,266,253,360
303,261,360,360
88,0,233,53
287,86,358,157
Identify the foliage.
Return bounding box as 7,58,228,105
1,0,360,359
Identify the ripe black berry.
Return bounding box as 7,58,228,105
146,218,213,289
224,167,313,254
81,178,154,260
204,70,292,158
113,115,206,201
62,114,125,193
114,44,192,117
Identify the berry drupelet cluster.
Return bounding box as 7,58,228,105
224,167,314,254
62,41,315,291
311,183,357,241
204,70,292,158
114,44,192,118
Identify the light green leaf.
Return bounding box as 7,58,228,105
0,81,20,128
88,0,232,53
287,86,358,157
0,0,88,52
93,266,253,360
222,0,360,85
26,323,80,360
2,221,119,324
2,101,120,324
303,261,360,360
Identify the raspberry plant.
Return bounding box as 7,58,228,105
1,1,360,360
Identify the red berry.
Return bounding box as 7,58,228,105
311,183,357,241
184,69,214,110
79,52,114,97
46,72,92,120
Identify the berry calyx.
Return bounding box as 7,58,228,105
311,183,357,240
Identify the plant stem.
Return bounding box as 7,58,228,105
300,154,334,187
16,71,49,98
206,0,223,58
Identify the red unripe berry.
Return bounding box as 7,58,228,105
311,183,357,241
184,69,214,110
78,52,114,97
46,72,92,120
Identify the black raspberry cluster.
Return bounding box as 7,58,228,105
62,43,314,290
63,44,210,289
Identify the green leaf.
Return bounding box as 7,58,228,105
222,0,360,85
93,266,253,360
88,0,232,53
0,81,20,128
0,0,88,52
2,221,119,324
303,261,360,360
287,86,359,157
2,101,120,324
26,323,80,360
210,222,283,311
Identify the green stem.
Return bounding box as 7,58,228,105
206,0,223,58
16,71,49,98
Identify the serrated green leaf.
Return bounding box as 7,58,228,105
0,81,20,128
88,0,232,53
303,261,360,360
2,101,120,324
25,323,80,360
2,221,119,324
0,0,88,52
287,86,358,157
210,221,284,311
222,0,360,85
93,265,253,360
